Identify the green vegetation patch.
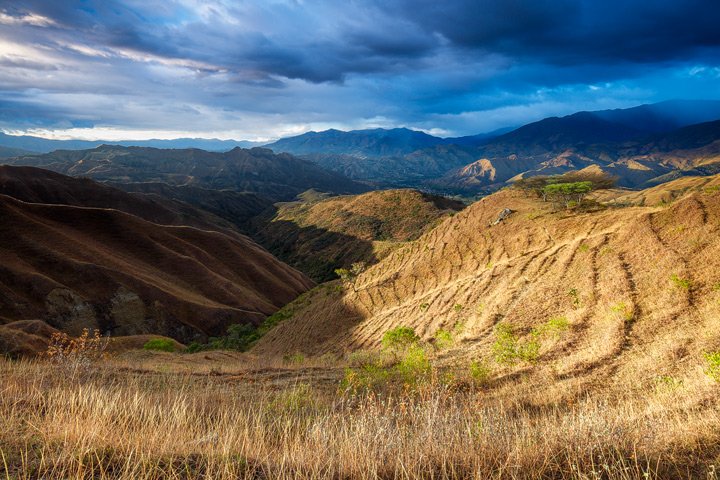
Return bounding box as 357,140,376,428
704,351,720,382
670,274,693,290
143,338,177,353
382,326,420,352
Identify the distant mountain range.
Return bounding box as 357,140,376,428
3,145,369,201
2,100,720,196
0,145,36,158
0,132,261,154
266,100,720,194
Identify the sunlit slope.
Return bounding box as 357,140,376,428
254,176,720,385
251,189,464,281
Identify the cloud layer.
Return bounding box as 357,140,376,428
1,0,719,139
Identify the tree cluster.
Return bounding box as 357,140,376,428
513,171,617,209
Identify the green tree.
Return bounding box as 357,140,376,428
543,181,593,209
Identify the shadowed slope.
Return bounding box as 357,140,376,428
0,194,313,343
254,176,720,393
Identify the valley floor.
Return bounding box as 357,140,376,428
1,352,719,480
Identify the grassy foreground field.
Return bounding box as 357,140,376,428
1,352,719,480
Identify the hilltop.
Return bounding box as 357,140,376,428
250,189,465,281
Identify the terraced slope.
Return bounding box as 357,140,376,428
251,189,465,281
0,194,313,343
254,176,720,390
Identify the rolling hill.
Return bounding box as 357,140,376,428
250,189,465,281
3,145,369,201
253,175,720,395
0,191,313,343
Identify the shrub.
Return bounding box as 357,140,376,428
219,323,258,350
395,345,431,386
334,268,352,282
143,338,176,353
335,262,367,287
434,329,454,350
283,352,305,365
610,302,634,323
492,323,520,365
382,326,419,352
340,363,391,393
539,317,570,338
493,323,541,365
45,328,108,379
518,336,540,363
469,359,491,386
568,288,581,308
703,351,720,382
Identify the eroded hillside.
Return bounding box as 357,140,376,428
254,176,720,392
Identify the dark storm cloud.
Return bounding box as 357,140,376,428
0,0,719,137
381,0,720,64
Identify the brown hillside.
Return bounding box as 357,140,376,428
0,320,61,358
0,194,313,343
0,165,241,233
254,176,720,392
251,189,465,281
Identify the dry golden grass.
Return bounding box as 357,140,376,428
1,355,719,480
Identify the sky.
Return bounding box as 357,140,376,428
0,0,719,141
